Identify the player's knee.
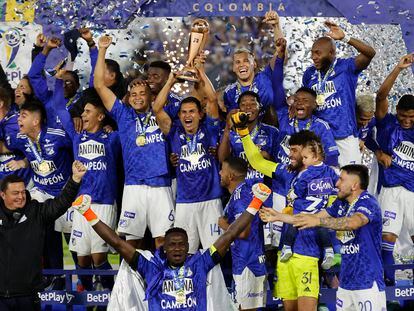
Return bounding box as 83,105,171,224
382,233,397,243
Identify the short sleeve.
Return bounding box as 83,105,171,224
108,98,125,122
355,203,375,222
345,57,362,75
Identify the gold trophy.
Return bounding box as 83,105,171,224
176,19,210,83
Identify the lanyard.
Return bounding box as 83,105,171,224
135,112,152,135
344,195,360,217
236,81,254,99
293,118,312,133
185,129,200,154
27,134,43,163
317,59,337,94
172,265,185,292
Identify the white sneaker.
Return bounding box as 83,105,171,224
280,245,293,262
321,248,334,270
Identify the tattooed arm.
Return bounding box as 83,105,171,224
294,212,369,231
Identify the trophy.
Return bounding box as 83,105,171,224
176,19,210,83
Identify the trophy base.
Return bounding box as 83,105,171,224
176,67,199,83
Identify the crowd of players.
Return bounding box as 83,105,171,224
0,9,413,311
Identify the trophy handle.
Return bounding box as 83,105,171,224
186,32,204,67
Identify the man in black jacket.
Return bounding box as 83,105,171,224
0,160,86,311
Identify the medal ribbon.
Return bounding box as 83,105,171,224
185,129,200,154
173,266,185,299
136,112,152,136
236,81,254,101
293,118,312,133
27,136,43,164
317,58,337,95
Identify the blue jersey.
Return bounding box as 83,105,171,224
302,58,362,139
272,164,321,258
376,113,414,192
164,92,183,123
226,182,266,276
358,118,375,142
229,123,278,186
168,117,222,203
289,164,338,214
109,99,170,186
327,191,384,290
136,249,218,311
0,111,32,184
6,128,72,196
224,65,273,113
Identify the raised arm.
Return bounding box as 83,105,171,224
79,28,97,87
375,54,414,121
264,10,286,69
213,183,271,257
28,36,61,103
325,21,376,71
152,74,175,135
272,38,288,114
94,36,117,111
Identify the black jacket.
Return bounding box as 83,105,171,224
0,177,80,297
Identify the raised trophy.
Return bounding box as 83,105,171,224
176,19,210,83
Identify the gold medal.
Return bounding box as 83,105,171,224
176,291,186,304
136,135,146,146
316,94,325,106
38,161,49,174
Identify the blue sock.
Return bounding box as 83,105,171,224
382,241,395,285
95,261,114,290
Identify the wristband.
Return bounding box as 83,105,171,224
246,197,263,215
341,34,351,44
236,127,249,137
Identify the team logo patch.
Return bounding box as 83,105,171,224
336,298,343,307
123,211,136,219
384,211,396,220
119,219,129,228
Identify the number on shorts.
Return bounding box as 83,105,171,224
358,300,372,311
301,272,312,284
168,210,175,222
210,223,221,236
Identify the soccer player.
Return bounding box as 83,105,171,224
279,138,338,270
262,164,386,310
53,70,121,291
73,178,271,310
375,53,414,285
219,157,267,310
94,35,174,249
0,87,32,185
28,37,81,129
273,38,339,167
302,21,376,166
152,59,223,253
223,10,283,115
233,112,325,310
218,91,277,245
4,100,73,288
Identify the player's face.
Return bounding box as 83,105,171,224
129,85,151,112
232,52,256,82
396,108,414,129
1,182,26,210
179,102,202,134
62,73,78,98
294,91,316,119
289,145,303,170
164,233,189,266
301,146,319,168
336,171,359,200
356,109,374,129
311,41,334,71
104,64,116,87
147,67,169,95
18,109,39,134
239,95,260,122
14,78,32,106
219,162,231,188
81,103,104,132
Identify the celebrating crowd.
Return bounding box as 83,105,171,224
0,9,413,311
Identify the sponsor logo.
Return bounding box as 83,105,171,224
73,230,82,238
307,177,334,195
394,141,414,162
86,292,110,303
78,140,106,160
336,298,343,307
30,160,57,177
384,211,396,220
395,287,414,298
118,219,128,228
38,292,75,304
123,211,135,219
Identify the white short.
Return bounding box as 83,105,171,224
263,192,285,247
336,281,386,311
171,178,177,204
335,135,361,167
367,156,379,197
117,184,174,239
30,187,73,233
379,186,414,237
233,268,267,309
69,203,117,256
174,198,223,253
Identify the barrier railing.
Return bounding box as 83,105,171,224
41,263,414,310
